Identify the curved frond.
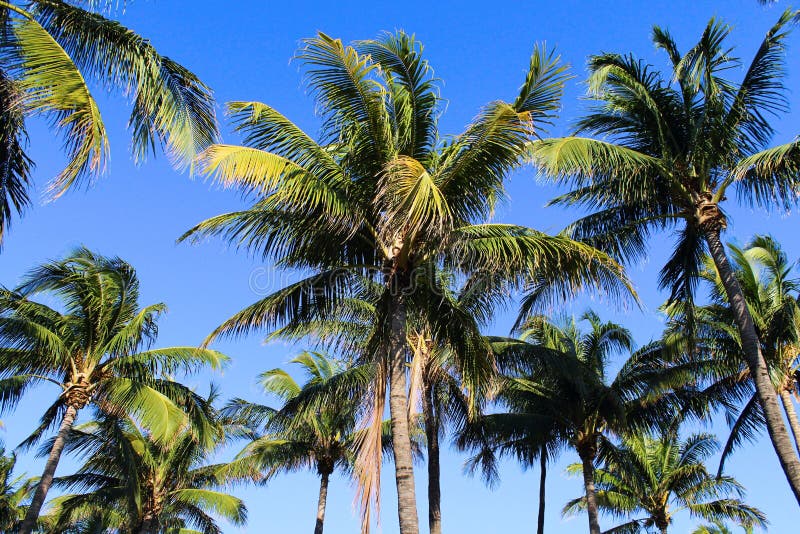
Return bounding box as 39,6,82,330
356,31,439,158
731,140,800,211
100,377,187,442
32,0,218,166
13,14,107,196
0,68,32,245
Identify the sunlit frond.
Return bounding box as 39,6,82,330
356,31,439,158
13,14,107,196
32,0,218,167
378,155,451,246
731,140,800,211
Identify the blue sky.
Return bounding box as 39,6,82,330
2,0,800,532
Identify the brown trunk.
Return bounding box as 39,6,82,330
20,404,78,534
388,295,420,534
780,389,800,457
139,515,157,534
537,447,546,534
578,447,600,534
139,492,160,534
704,227,800,505
422,372,441,534
314,471,330,534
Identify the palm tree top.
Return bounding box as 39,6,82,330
47,415,247,533
530,9,800,279
564,432,767,533
0,248,228,444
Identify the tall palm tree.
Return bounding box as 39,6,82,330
660,236,800,471
181,31,633,534
0,248,227,532
221,351,413,534
406,329,473,534
0,0,218,245
563,433,766,534
461,312,683,534
0,442,34,531
530,10,800,502
268,272,476,534
45,414,247,533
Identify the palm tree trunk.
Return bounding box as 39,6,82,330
779,390,800,457
422,374,441,534
578,448,600,534
20,404,78,534
314,471,330,534
705,228,800,504
388,295,420,534
537,447,546,534
139,516,157,534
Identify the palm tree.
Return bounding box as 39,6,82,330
461,312,683,534
462,413,556,534
661,236,800,471
0,442,34,531
45,414,247,533
0,248,227,532
181,30,633,534
693,520,755,534
563,433,766,534
406,329,473,534
268,272,477,534
221,351,411,534
530,10,800,502
0,0,218,245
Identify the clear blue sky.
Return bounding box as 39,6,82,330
2,0,799,532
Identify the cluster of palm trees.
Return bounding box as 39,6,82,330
1,1,800,533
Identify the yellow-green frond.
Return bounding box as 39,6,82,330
378,155,451,247
14,16,108,197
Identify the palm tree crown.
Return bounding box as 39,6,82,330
0,442,34,531
46,414,247,533
563,433,766,534
462,311,684,534
222,351,396,534
662,236,800,471
0,248,227,532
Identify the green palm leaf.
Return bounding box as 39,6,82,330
101,378,188,442
0,68,31,244
13,13,107,196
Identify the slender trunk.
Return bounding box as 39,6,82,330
314,471,330,534
422,373,441,534
705,228,800,504
780,390,800,457
388,295,419,534
139,516,157,534
20,404,78,534
537,447,546,534
659,526,668,534
578,449,600,534
139,493,160,534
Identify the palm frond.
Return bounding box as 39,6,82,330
32,0,218,167
731,140,800,211
13,13,107,196
356,31,439,159
0,68,32,245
